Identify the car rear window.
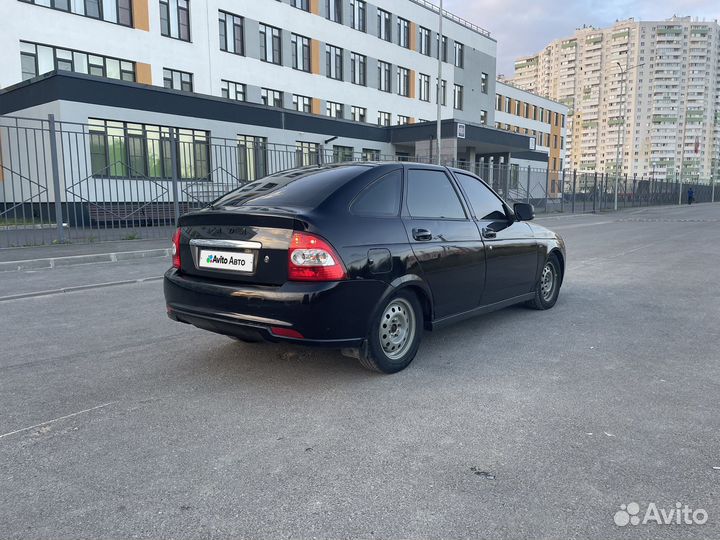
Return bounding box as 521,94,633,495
214,165,371,208
351,169,402,216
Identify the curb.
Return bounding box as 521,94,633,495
0,276,164,302
0,248,171,272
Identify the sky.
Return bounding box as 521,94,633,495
442,0,720,76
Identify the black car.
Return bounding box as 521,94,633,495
164,162,565,373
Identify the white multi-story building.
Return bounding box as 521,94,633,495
4,0,498,124
508,16,720,182
494,81,568,198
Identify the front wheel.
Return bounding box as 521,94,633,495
526,255,561,310
358,290,423,374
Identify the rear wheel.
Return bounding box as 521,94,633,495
526,255,561,310
359,290,423,374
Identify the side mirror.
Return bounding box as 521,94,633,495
513,202,535,221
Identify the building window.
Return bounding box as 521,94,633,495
397,115,410,125
453,84,463,110
481,72,488,94
292,34,311,72
292,94,312,113
326,0,342,23
160,0,190,41
397,17,410,48
88,118,209,180
377,9,391,42
351,106,366,122
436,34,447,62
325,45,343,81
163,68,193,91
378,111,391,126
396,67,409,97
237,135,267,181
84,0,101,18
362,148,380,161
454,41,464,68
480,110,487,124
326,101,344,118
221,80,245,101
219,11,243,55
350,52,366,86
296,141,320,167
436,78,446,105
419,26,431,55
378,61,391,92
19,41,135,82
20,0,132,26
261,88,283,107
260,23,282,65
418,73,430,102
333,145,354,162
350,0,366,31
291,0,308,11
20,51,37,80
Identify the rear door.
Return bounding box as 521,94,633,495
452,171,539,305
401,167,486,319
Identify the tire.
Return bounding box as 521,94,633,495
358,289,423,374
526,254,562,310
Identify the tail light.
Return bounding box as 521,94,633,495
172,228,181,269
288,232,346,281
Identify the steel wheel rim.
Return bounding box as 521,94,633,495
540,262,555,302
379,298,415,360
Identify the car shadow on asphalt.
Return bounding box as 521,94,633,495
188,303,545,383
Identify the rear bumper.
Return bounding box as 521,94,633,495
163,269,389,347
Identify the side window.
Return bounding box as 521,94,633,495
454,172,507,220
351,169,402,216
406,169,466,219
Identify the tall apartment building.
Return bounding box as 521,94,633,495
508,16,720,182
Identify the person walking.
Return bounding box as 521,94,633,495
687,187,695,205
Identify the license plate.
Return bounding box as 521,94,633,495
198,249,254,273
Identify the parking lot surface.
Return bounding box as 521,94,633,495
1,204,719,539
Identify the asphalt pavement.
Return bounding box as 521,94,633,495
1,203,719,539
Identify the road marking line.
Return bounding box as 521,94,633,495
552,221,613,229
0,276,164,302
0,401,117,440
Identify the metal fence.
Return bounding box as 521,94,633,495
0,114,717,248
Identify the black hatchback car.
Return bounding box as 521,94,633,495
164,163,565,373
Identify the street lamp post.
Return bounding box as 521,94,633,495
613,62,626,211
435,0,443,165
613,62,644,211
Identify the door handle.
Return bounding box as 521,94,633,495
482,227,497,239
412,228,433,241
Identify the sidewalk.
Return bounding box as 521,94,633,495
0,238,171,272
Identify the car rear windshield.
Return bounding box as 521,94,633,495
213,165,371,208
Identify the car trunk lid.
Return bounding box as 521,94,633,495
177,206,304,286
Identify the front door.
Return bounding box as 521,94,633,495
452,170,540,305
402,167,486,319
